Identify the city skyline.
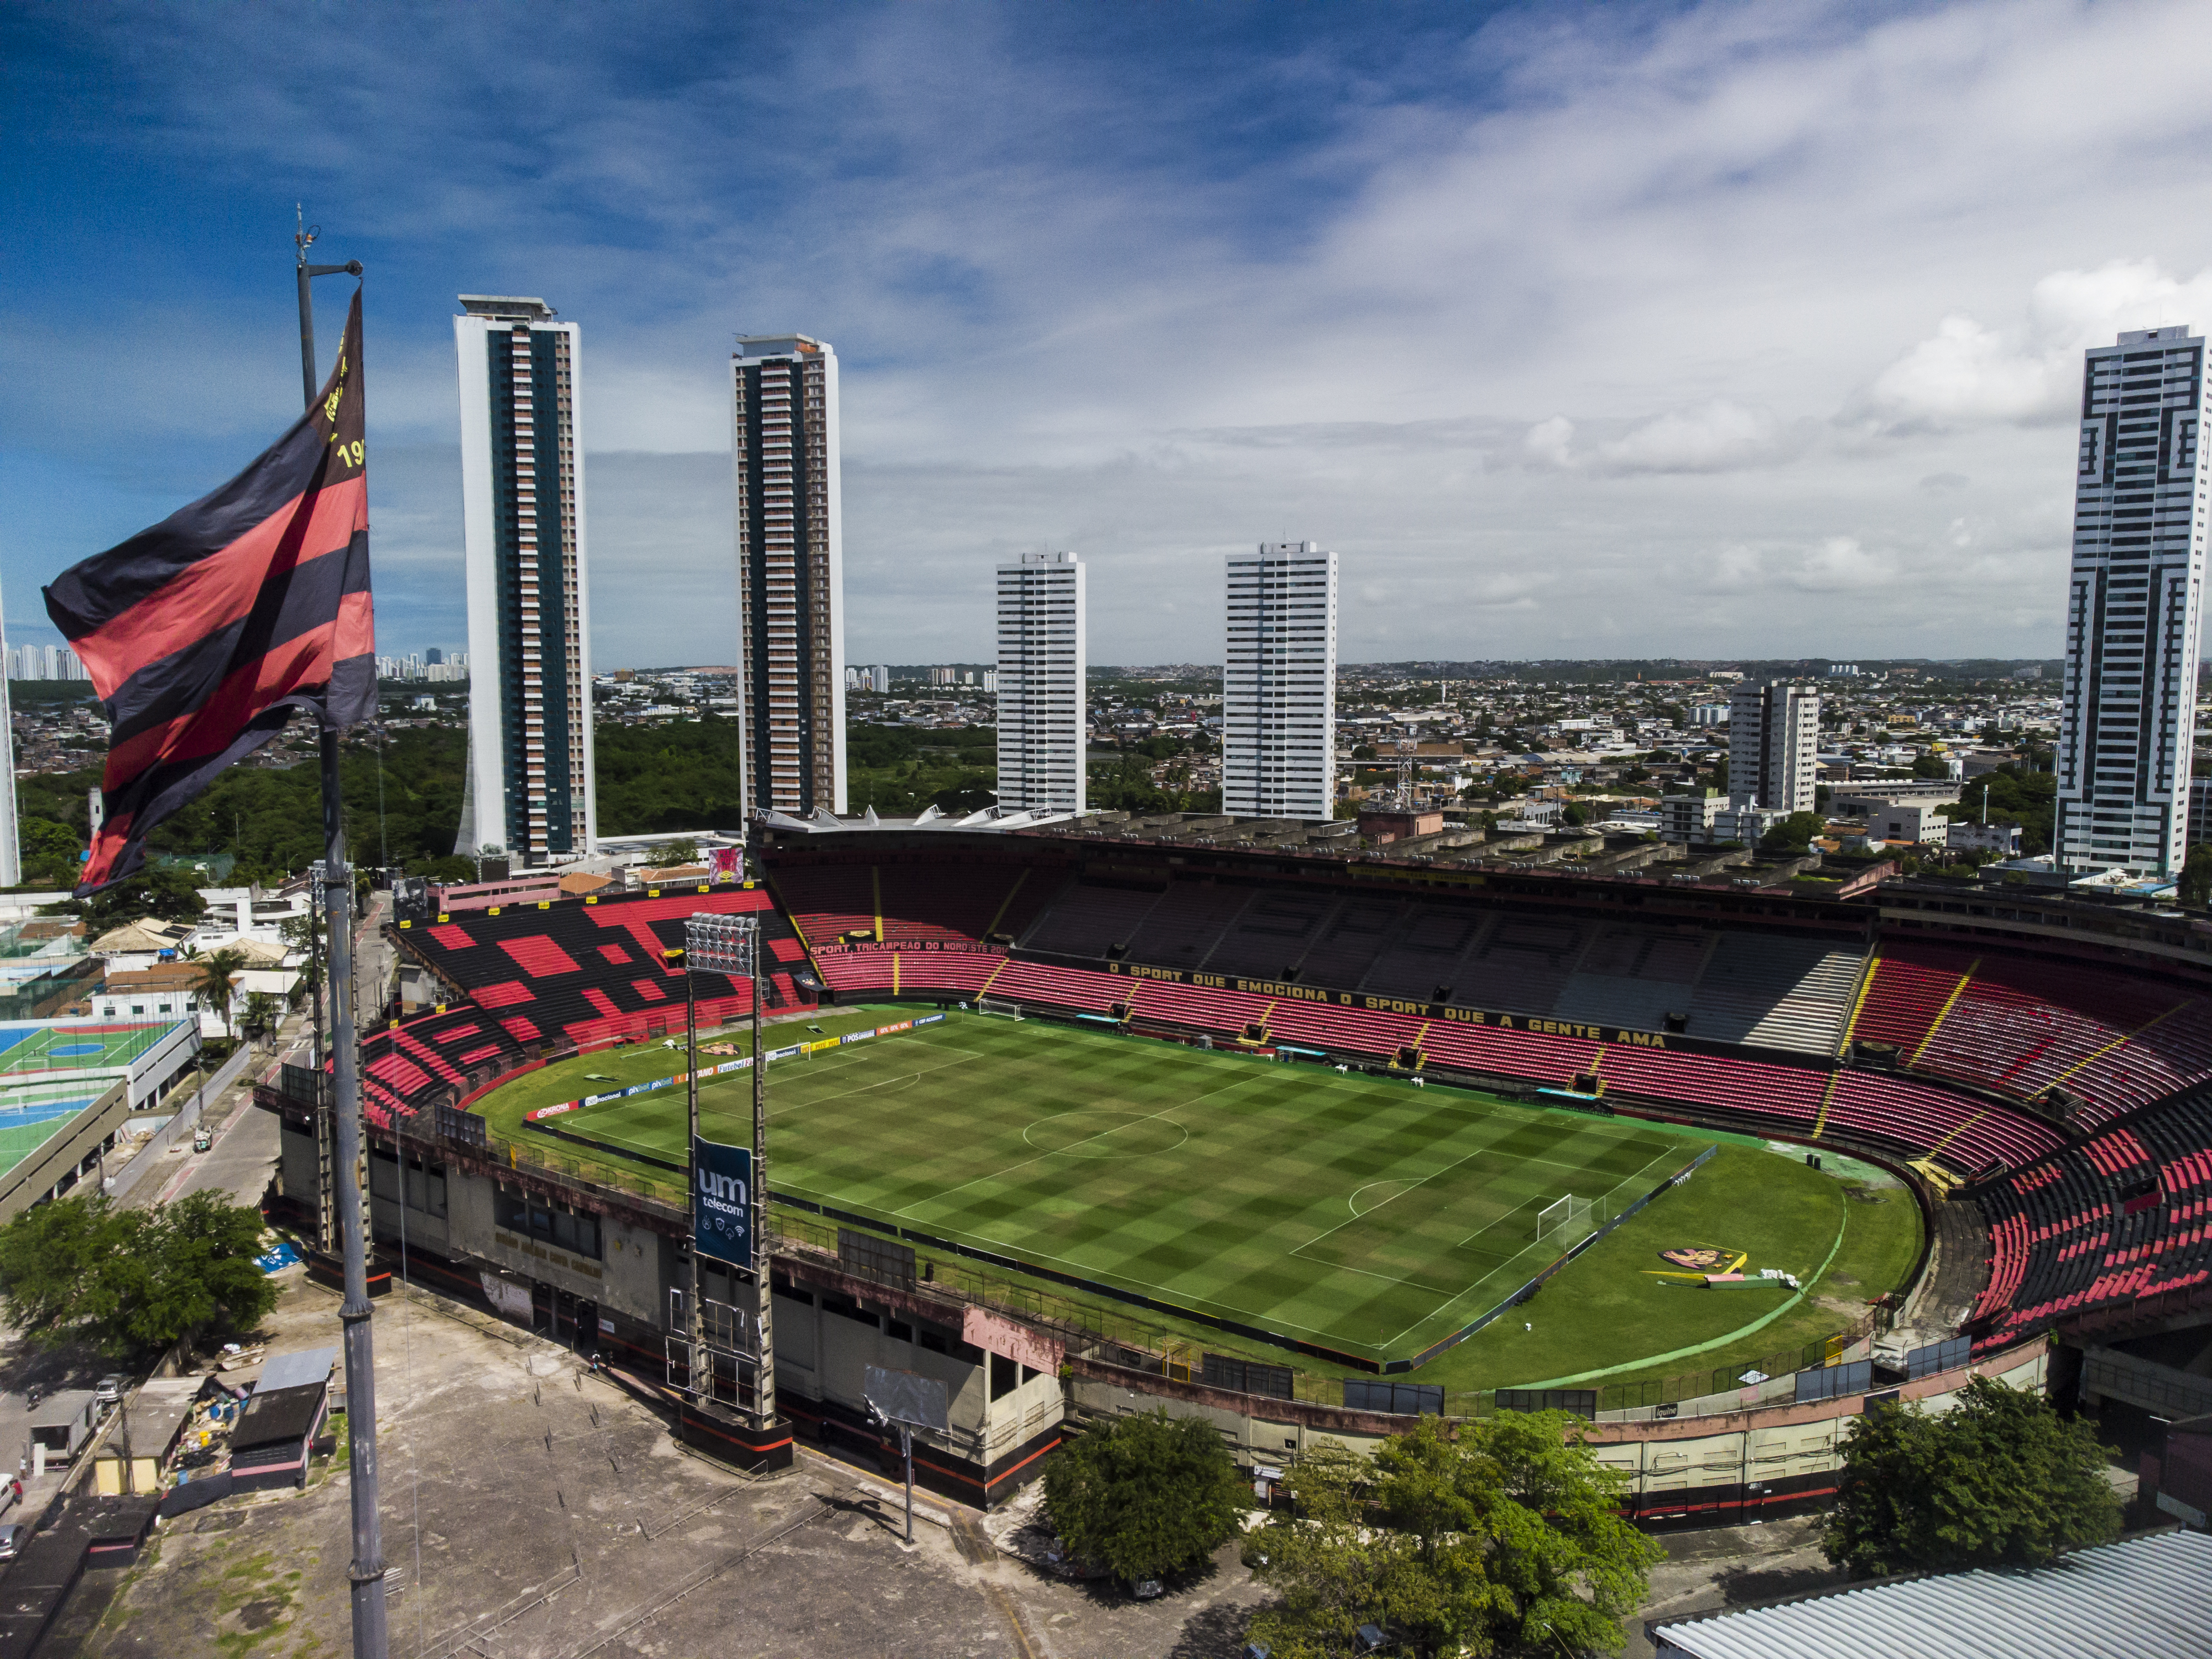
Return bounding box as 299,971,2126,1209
14,5,2212,672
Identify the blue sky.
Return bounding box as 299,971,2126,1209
8,1,2212,667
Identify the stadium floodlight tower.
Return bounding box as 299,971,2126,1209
676,911,776,1451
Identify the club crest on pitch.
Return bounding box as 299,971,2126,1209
1660,1246,1734,1271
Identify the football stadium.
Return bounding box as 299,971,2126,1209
263,815,2212,1512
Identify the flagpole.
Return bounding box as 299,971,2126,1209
297,220,387,1659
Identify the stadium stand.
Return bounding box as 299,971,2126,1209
1686,935,1863,1054
1361,906,1494,1002
1019,880,1160,957
1552,925,1709,1032
1290,895,1408,990
766,864,877,946
1848,936,2212,1124
393,885,809,1065
1120,880,1259,969
358,1004,531,1130
1446,914,1585,1013
1966,1088,2212,1350
1201,890,1343,979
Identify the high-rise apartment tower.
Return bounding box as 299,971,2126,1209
2055,326,2209,876
454,295,596,865
995,552,1086,814
732,334,845,817
1726,679,1820,814
1223,542,1338,820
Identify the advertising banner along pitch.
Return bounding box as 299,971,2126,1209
693,1136,754,1267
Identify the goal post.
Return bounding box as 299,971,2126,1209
1536,1194,1597,1245
977,997,1022,1021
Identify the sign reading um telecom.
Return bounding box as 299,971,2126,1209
692,1136,754,1267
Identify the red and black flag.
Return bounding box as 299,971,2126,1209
44,289,376,895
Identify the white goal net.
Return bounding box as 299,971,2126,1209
1536,1194,1597,1245
977,997,1023,1020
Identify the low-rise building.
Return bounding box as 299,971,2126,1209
1658,789,1723,843
1948,820,2023,857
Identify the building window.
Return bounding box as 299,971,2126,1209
493,1185,598,1258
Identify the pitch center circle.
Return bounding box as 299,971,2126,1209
1024,1110,1190,1158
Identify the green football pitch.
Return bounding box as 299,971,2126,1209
527,1014,1718,1364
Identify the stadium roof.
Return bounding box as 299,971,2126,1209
1652,1531,2212,1659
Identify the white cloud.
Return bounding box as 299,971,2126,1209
1855,258,2212,431
15,0,2212,666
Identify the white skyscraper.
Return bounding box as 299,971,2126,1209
1726,679,1820,813
995,552,1086,813
2055,325,2209,876
0,590,20,886
1223,542,1338,820
733,334,845,817
453,296,597,864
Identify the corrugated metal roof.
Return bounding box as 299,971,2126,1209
254,1347,336,1395
1655,1531,2212,1659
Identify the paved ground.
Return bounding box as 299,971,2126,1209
40,1262,1867,1658
55,1274,1270,1659
1621,1516,1849,1658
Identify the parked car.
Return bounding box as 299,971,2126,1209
93,1375,124,1407
192,1129,212,1154
1129,1578,1164,1601
0,1525,23,1561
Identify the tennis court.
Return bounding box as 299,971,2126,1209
527,1013,1713,1364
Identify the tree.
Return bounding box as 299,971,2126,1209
1245,1413,1660,1658
1042,1410,1248,1585
1759,811,1827,857
15,817,82,888
1824,1378,2121,1579
2182,842,2212,909
0,1193,277,1358
76,867,207,933
1561,801,1589,827
190,946,249,1032
240,991,283,1045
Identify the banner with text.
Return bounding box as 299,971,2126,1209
692,1136,755,1267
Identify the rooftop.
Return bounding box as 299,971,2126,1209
1652,1531,2212,1659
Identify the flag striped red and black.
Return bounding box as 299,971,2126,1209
44,288,375,895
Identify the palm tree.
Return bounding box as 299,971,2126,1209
240,992,283,1048
190,947,249,1036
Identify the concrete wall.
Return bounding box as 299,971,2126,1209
1071,1342,2048,1520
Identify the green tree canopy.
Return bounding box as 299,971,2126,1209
1042,1410,1249,1585
1823,1377,2121,1579
1760,811,1828,856
15,817,83,889
75,867,208,932
2181,842,2212,908
1934,765,2057,855
1245,1413,1660,1658
0,1193,276,1358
